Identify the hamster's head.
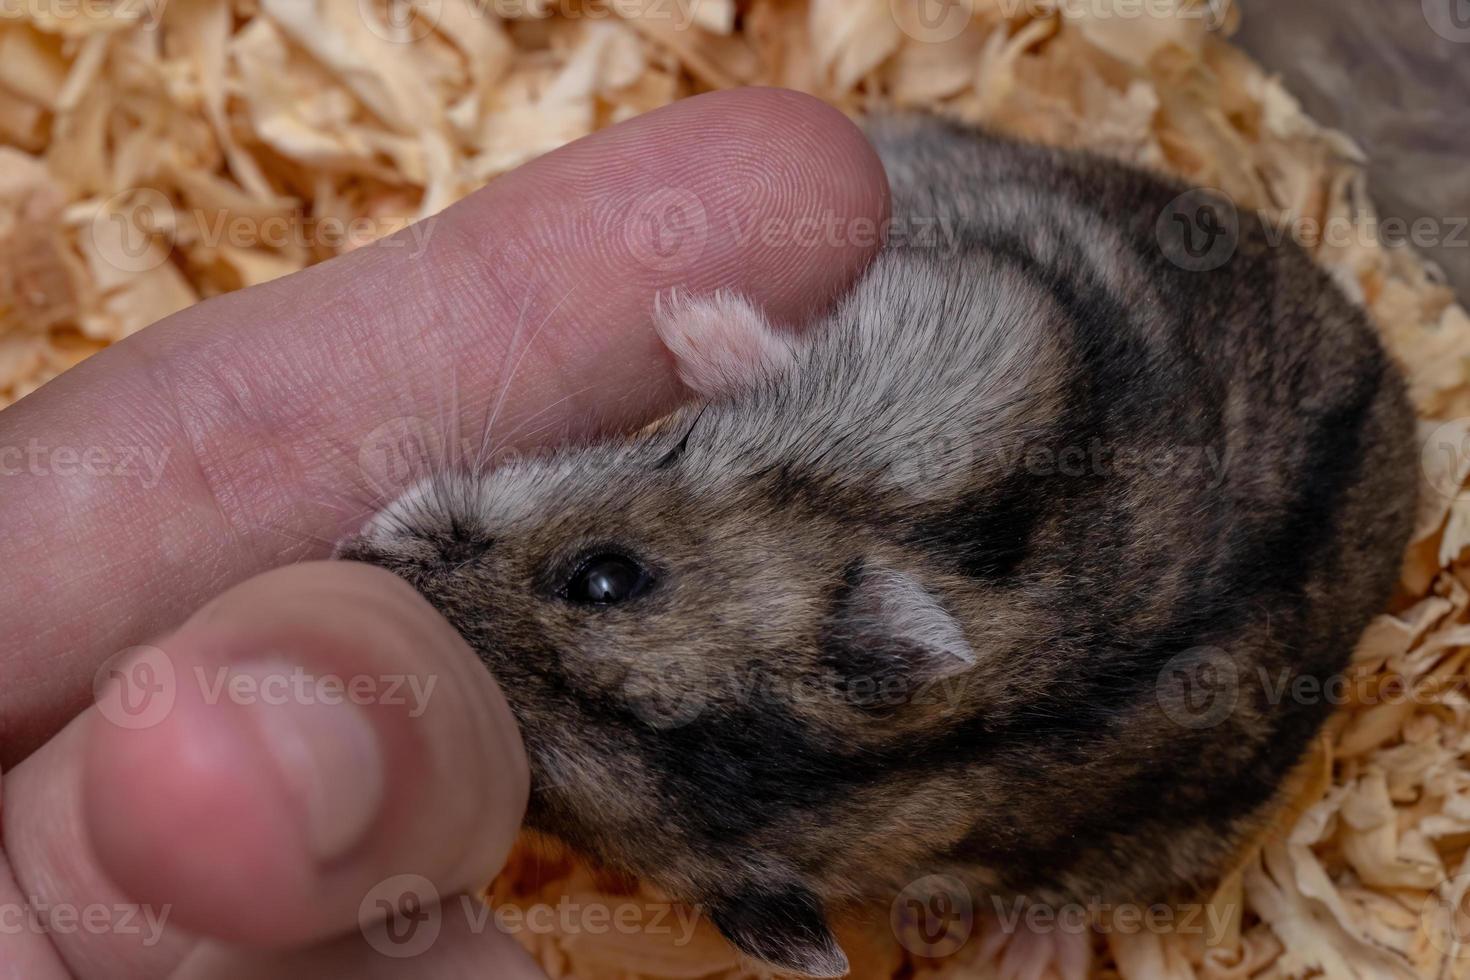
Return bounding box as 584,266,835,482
335,403,983,977
337,293,1054,976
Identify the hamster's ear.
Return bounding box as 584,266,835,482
653,290,799,399
707,886,849,978
833,567,976,681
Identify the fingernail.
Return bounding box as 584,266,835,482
236,662,386,863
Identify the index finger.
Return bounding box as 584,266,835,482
0,88,890,762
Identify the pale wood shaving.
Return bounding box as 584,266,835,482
4,0,1469,976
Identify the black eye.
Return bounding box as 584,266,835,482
564,554,652,605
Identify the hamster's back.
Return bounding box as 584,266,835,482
701,115,1417,902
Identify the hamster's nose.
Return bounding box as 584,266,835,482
332,533,377,564
332,524,491,569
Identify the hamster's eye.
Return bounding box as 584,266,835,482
563,554,653,605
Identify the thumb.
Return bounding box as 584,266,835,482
84,561,529,949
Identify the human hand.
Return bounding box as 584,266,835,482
0,89,888,976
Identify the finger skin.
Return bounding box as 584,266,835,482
1,719,194,980
0,87,891,764
65,562,529,958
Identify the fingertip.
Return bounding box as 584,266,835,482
82,563,531,948
682,87,892,325
636,86,892,326
701,85,891,207
442,85,891,345
84,665,315,944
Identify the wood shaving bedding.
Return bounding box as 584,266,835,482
3,0,1469,976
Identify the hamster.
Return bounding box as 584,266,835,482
336,115,1417,976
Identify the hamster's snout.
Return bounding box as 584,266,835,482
330,532,374,564
335,472,502,571
332,527,432,567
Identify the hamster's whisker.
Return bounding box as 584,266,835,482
439,355,464,474
484,384,598,460
248,518,351,559
479,283,575,470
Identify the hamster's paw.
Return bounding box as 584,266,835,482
653,290,798,399
978,909,1092,980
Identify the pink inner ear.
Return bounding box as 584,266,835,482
653,291,797,399
841,569,977,681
